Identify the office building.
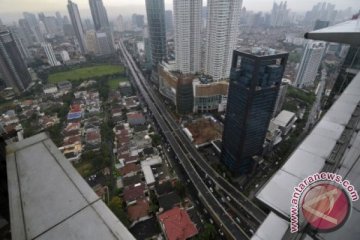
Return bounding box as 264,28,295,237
96,31,112,55
8,26,31,61
145,0,167,67
221,49,288,173
41,42,61,66
23,12,43,42
270,1,289,27
85,30,99,54
272,82,288,117
0,27,32,93
132,14,145,29
44,16,59,35
204,0,242,81
89,0,110,30
165,10,174,34
314,19,330,30
67,0,87,54
295,41,326,88
174,0,202,74
60,50,71,62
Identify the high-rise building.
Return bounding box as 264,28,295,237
96,31,112,55
165,10,174,34
145,0,167,67
41,42,61,66
0,27,32,93
44,16,59,34
313,19,330,30
8,26,31,61
18,19,36,46
174,0,202,74
132,14,145,29
221,49,288,173
67,0,87,54
295,41,326,88
270,1,289,27
114,15,125,32
204,0,242,81
60,50,71,62
89,0,110,30
85,30,99,54
272,82,288,117
83,18,94,31
23,12,43,42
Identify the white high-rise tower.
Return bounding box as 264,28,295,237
295,41,326,88
41,42,61,66
174,0,202,74
204,0,243,81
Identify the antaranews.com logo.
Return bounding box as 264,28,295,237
290,172,359,233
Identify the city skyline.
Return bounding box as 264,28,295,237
0,0,357,22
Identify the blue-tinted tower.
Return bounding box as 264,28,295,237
221,49,288,173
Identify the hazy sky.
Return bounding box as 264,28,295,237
0,0,358,22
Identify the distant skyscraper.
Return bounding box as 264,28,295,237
295,41,326,88
85,30,99,54
89,0,110,30
270,1,289,27
83,19,94,31
96,32,112,55
8,26,31,61
114,15,125,32
23,12,43,42
204,0,242,81
221,49,288,173
41,42,60,66
132,14,145,29
0,27,32,93
313,19,330,30
44,16,59,34
174,0,202,74
165,10,173,34
145,0,167,67
67,0,87,54
38,13,46,23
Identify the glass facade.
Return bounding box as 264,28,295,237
221,50,288,173
145,0,167,68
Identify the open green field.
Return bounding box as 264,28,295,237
108,77,128,90
48,65,124,83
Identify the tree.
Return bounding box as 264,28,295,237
150,134,161,147
195,223,217,240
174,181,186,200
108,197,129,227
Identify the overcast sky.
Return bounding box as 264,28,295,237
0,0,358,22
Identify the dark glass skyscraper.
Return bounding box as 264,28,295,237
0,27,32,93
89,0,110,30
145,0,167,67
221,49,288,173
67,0,87,54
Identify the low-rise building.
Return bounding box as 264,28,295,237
271,110,297,136
158,207,198,240
43,84,58,94
123,183,146,205
127,112,146,126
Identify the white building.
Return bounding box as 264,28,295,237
204,0,242,81
41,42,61,66
174,0,202,74
60,50,70,62
294,41,326,88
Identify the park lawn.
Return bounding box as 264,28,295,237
48,65,124,83
108,77,128,90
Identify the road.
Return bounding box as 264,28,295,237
118,40,265,239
